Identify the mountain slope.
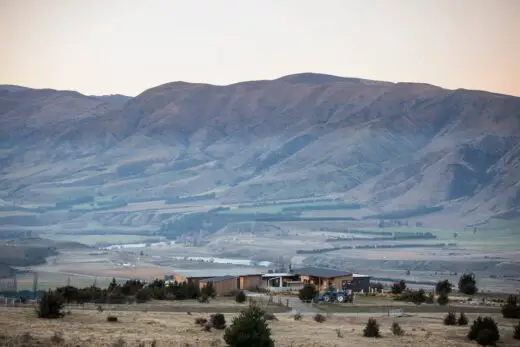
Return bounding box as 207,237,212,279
0,73,519,227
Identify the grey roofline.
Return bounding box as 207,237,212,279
292,267,352,278
199,275,237,284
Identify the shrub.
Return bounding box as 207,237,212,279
444,312,457,326
437,292,449,306
107,315,118,322
198,294,209,303
210,313,226,330
435,279,453,295
195,317,208,326
501,295,520,319
293,312,302,321
468,316,499,345
201,282,216,298
391,280,407,295
203,322,213,331
235,291,246,303
313,313,326,323
391,322,404,336
458,313,468,326
298,284,318,302
363,318,381,338
223,305,274,347
514,322,520,340
264,313,278,321
37,290,64,319
426,292,434,304
458,273,477,295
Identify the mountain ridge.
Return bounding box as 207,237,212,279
1,73,519,229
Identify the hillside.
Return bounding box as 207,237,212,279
0,73,519,232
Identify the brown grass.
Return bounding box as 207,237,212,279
1,307,518,347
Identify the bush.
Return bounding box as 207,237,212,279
298,284,318,302
198,294,209,303
426,292,434,304
264,313,278,321
458,273,477,295
468,316,499,345
391,280,407,294
201,282,216,298
437,292,449,306
363,318,381,338
313,313,326,323
37,290,64,319
396,289,426,305
293,312,302,321
195,317,207,326
444,312,457,326
435,279,453,295
235,291,246,303
223,305,274,347
203,322,213,331
458,313,468,326
501,295,520,319
210,313,226,330
107,315,118,322
391,322,404,336
514,322,520,340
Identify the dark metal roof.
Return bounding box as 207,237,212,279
293,267,352,278
199,275,237,284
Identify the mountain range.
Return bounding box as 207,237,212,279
1,73,519,228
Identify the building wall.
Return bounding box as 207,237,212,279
239,275,261,290
300,275,353,291
201,278,237,296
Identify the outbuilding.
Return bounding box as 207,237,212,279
199,275,238,296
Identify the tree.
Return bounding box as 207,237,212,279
235,291,246,303
436,280,453,295
223,305,274,347
468,316,500,345
443,312,457,326
363,318,381,338
501,295,520,319
391,280,407,295
108,278,118,292
458,273,477,295
211,313,227,330
37,290,64,319
201,282,216,298
298,283,318,302
437,292,449,306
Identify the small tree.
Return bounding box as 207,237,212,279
210,313,227,330
458,273,477,295
444,312,457,326
37,290,64,319
363,318,381,338
458,312,468,326
501,295,520,319
235,291,246,303
468,316,499,345
201,282,216,298
391,280,406,295
223,305,274,347
513,322,520,340
391,322,404,336
437,292,449,306
298,283,318,302
435,279,453,295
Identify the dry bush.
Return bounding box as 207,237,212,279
293,311,302,321
313,313,326,323
203,322,213,332
107,315,118,322
391,322,404,336
195,317,208,326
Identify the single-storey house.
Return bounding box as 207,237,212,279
164,269,262,291
293,267,354,291
199,275,238,296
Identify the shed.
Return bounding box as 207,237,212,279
199,275,238,296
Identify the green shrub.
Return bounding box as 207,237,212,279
107,316,118,322
437,292,449,306
501,295,520,319
391,322,404,336
235,291,246,303
223,305,274,347
444,312,457,326
435,279,453,295
458,273,477,295
313,313,326,323
298,284,318,302
458,313,468,326
210,313,226,330
513,322,520,340
37,290,64,319
363,318,381,338
468,316,499,345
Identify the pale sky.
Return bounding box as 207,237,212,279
1,0,519,97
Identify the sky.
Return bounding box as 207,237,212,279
1,0,519,97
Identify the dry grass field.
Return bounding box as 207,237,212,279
1,307,519,347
